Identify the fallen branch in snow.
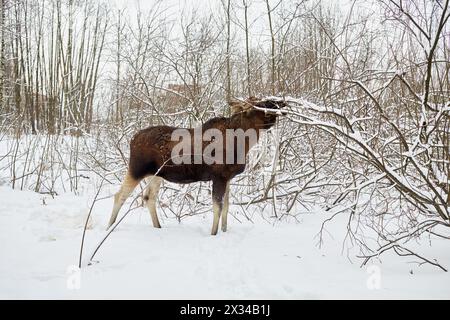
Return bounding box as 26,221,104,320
78,167,129,267
87,188,145,266
360,243,448,272
78,176,107,268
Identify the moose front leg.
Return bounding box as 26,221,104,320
143,176,163,228
211,178,227,235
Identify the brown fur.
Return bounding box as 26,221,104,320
107,98,286,234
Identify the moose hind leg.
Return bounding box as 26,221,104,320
211,179,227,236
144,176,162,228
221,181,230,232
211,201,222,236
107,173,140,229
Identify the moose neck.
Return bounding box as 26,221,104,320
227,111,270,157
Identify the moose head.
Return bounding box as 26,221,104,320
229,96,287,129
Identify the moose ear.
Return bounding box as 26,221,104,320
229,98,255,114
229,100,243,114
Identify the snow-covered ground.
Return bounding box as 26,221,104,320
0,185,449,299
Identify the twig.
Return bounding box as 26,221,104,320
78,177,107,268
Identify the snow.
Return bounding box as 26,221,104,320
0,185,449,299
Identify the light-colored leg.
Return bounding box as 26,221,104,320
144,176,162,228
211,179,227,236
107,173,139,229
211,200,222,236
221,182,230,232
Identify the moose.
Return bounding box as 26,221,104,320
107,97,286,235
